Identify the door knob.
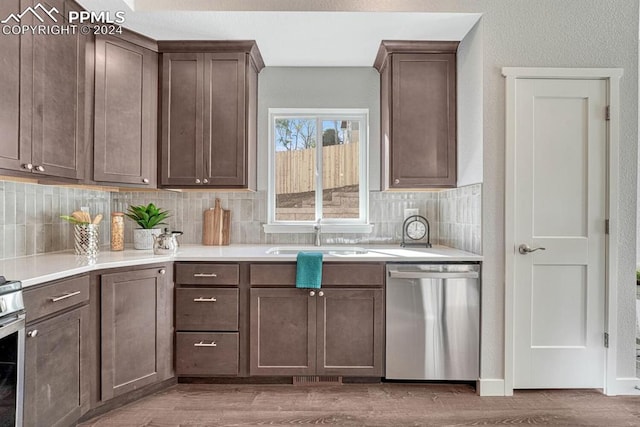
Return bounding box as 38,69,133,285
27,330,38,338
309,291,315,297
35,165,45,172
394,178,400,184
518,244,546,255
318,291,324,297
195,178,201,184
203,179,209,184
22,163,33,170
142,178,149,184
159,269,166,275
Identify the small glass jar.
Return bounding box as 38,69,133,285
111,212,125,251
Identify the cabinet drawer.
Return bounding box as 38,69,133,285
176,332,239,376
175,263,239,285
250,263,384,287
176,288,239,331
24,275,89,323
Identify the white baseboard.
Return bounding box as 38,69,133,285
606,378,640,396
477,378,506,396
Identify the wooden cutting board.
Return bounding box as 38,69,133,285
203,198,231,245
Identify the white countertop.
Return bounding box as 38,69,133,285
0,244,482,288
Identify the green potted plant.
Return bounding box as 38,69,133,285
125,203,170,250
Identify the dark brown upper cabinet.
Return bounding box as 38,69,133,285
93,35,158,187
0,0,90,180
374,41,458,189
159,41,263,189
0,0,24,172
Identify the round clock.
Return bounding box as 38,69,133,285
406,219,426,240
401,215,432,248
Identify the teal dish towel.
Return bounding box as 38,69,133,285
296,252,323,289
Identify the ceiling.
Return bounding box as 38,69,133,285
77,0,481,66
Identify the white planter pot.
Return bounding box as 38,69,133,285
133,228,162,250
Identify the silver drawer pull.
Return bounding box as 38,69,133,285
194,341,217,347
51,291,81,302
194,273,218,278
193,297,217,302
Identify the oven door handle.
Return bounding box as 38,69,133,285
0,312,26,340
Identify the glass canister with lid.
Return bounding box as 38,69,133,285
111,212,125,251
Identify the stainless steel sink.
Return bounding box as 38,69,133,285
266,246,369,255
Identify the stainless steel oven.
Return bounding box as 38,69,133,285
0,278,25,427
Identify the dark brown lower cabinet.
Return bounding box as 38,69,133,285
100,266,172,400
250,288,316,376
249,288,383,377
317,289,384,376
176,332,239,375
24,305,90,427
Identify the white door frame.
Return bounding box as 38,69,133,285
502,67,623,396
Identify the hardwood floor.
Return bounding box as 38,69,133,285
78,383,640,426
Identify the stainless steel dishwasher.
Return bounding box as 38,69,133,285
385,263,480,380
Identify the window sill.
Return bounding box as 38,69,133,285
263,223,374,234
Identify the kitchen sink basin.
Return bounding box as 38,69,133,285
266,246,369,255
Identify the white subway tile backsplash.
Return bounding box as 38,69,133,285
0,180,111,260
0,180,482,260
437,184,482,254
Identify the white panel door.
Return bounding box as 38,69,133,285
513,78,607,388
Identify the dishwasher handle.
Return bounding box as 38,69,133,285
388,269,479,280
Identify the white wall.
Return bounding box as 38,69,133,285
457,20,483,186
250,0,639,389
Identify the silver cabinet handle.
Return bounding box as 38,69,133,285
309,291,315,297
35,165,45,172
142,178,149,184
518,244,546,255
27,330,38,338
22,163,33,170
51,291,81,302
194,273,217,278
203,179,209,184
195,178,201,184
318,291,324,297
194,341,217,347
193,297,217,302
159,269,166,275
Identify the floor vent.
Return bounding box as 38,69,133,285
293,376,342,386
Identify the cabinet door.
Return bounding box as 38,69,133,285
30,0,88,179
0,0,29,172
203,52,246,186
316,288,384,376
100,267,169,400
24,306,90,427
160,52,204,186
249,288,316,376
94,36,157,187
390,53,456,188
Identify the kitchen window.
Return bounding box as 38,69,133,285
264,109,371,233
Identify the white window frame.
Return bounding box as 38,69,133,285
263,108,372,234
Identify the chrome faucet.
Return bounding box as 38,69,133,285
313,218,322,246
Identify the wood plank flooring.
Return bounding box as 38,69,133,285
78,383,640,426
